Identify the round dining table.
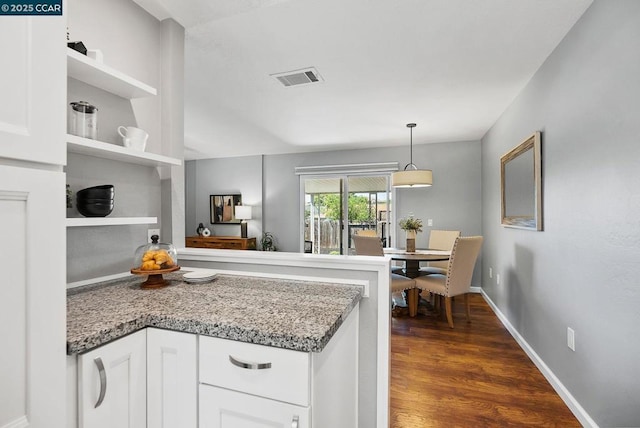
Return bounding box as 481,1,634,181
384,248,451,278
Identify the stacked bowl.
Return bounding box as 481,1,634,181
77,185,114,217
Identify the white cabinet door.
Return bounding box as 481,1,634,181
78,330,147,428
147,328,197,428
0,15,65,165
0,166,66,428
199,385,310,428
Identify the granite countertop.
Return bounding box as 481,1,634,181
67,271,362,355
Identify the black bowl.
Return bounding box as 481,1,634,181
77,202,114,217
77,197,114,204
77,185,114,199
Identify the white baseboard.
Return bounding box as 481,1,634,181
480,289,598,428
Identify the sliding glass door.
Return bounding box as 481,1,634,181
302,174,391,255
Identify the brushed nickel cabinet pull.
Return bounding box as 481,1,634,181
228,355,272,370
94,357,107,408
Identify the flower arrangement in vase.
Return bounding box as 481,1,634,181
399,215,423,252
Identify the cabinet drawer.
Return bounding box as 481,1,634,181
199,336,310,406
199,385,310,428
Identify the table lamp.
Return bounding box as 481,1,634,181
235,205,252,238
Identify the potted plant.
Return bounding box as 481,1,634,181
399,215,423,252
260,231,277,251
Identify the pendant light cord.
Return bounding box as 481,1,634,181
405,123,417,171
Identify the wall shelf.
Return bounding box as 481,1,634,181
66,217,158,227
67,48,157,99
67,134,181,167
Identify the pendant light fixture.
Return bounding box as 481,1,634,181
391,123,433,188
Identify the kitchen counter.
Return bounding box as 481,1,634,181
67,271,362,354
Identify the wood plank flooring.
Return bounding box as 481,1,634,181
390,293,580,427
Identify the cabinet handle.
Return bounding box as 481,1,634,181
228,355,272,370
94,357,107,408
291,415,299,428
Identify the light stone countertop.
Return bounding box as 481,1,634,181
66,271,362,355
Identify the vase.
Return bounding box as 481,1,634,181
406,230,416,252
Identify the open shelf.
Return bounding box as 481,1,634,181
67,134,181,167
67,48,157,99
66,217,157,227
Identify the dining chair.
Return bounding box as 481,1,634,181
352,235,419,315
355,229,378,237
414,236,483,328
419,229,460,275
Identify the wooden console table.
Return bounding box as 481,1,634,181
185,236,257,250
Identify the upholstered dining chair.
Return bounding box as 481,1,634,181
419,229,461,276
414,236,483,328
352,235,419,315
355,229,378,237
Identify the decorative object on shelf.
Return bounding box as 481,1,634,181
196,222,205,236
399,214,423,252
67,41,87,55
210,194,242,224
117,126,148,151
131,234,180,289
201,227,211,237
69,101,98,140
501,131,543,231
391,123,433,188
235,205,252,238
76,184,114,217
260,232,277,252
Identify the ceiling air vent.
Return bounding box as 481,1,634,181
271,67,323,87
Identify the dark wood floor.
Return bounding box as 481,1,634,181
390,293,580,427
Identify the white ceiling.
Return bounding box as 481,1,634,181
134,0,593,160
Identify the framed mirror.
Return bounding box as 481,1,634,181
500,131,542,230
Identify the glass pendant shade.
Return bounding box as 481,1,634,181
391,123,433,188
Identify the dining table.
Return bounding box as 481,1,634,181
384,248,451,316
384,248,451,278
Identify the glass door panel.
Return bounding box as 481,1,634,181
303,177,343,255
345,175,391,255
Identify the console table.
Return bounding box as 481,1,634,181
185,236,257,250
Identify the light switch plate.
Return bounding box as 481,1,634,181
427,219,433,226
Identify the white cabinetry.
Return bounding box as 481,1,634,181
147,328,197,428
0,15,66,428
77,330,147,428
73,328,197,428
199,305,359,428
200,386,310,428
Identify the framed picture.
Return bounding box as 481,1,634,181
210,194,242,224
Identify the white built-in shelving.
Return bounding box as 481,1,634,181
67,134,181,167
66,49,179,232
66,217,157,228
67,48,157,99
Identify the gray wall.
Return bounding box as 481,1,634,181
66,0,184,283
186,141,482,268
481,1,640,426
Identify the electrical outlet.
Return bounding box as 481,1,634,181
489,267,493,278
147,228,160,243
427,219,433,226
496,273,500,285
567,327,575,351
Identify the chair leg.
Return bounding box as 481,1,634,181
407,288,419,317
464,293,471,323
445,296,454,328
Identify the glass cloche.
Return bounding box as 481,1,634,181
133,234,178,272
